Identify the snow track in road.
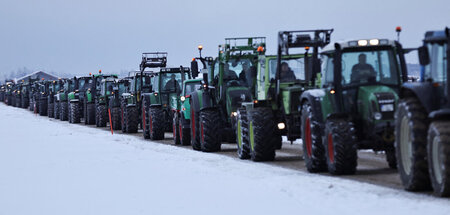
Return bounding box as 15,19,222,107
0,103,449,215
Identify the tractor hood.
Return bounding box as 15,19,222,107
356,85,398,124
226,86,252,115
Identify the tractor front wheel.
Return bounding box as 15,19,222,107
60,102,68,121
39,99,48,116
111,107,121,130
199,109,221,152
124,106,138,133
86,103,96,125
301,102,327,172
236,108,250,159
173,113,180,145
247,107,278,161
149,107,165,140
427,121,450,197
179,114,191,146
96,104,107,127
324,118,357,175
190,108,201,151
70,102,81,123
54,101,60,119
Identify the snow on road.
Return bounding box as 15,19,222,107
0,103,449,215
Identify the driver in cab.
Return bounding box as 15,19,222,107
164,74,181,92
280,62,296,82
351,54,376,83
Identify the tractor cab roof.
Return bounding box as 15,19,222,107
424,28,449,43
221,37,266,57
321,39,397,54
129,71,154,77
158,67,190,74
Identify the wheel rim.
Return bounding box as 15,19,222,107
400,116,413,175
327,133,334,163
305,118,312,157
432,136,443,184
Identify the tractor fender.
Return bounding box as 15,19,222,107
429,108,450,120
400,82,435,113
300,89,326,124
190,89,215,113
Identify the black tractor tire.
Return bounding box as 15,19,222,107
21,98,26,109
86,103,96,125
95,104,107,127
301,102,327,172
111,107,122,130
48,102,54,118
121,101,126,133
199,109,221,152
324,118,358,175
385,147,397,169
149,107,165,140
190,108,201,151
142,100,150,139
54,102,60,119
236,108,250,159
395,98,431,191
69,102,81,123
39,99,48,116
427,121,450,197
179,114,191,146
247,107,278,161
173,113,180,145
29,98,34,111
60,102,68,121
125,106,138,133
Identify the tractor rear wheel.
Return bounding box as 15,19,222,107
111,107,121,130
173,113,180,145
190,108,201,151
39,99,48,116
70,102,81,123
179,114,191,146
125,106,138,133
199,109,221,152
60,102,68,121
29,98,34,111
301,102,327,172
236,108,250,159
395,98,431,191
149,107,165,140
324,118,357,175
54,101,60,119
427,121,450,197
96,104,107,127
247,107,277,161
48,101,54,118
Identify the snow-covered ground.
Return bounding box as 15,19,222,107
0,103,449,215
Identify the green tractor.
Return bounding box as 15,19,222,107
48,79,63,118
173,78,202,145
32,80,50,116
68,76,92,123
121,69,155,134
189,37,265,152
4,81,14,106
109,78,130,131
83,72,118,125
56,78,76,121
395,28,450,197
0,84,5,102
95,77,117,127
300,37,408,174
235,30,332,161
142,66,191,141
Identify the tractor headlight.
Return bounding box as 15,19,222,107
277,123,286,130
380,104,394,112
373,112,382,120
180,96,185,101
231,112,237,117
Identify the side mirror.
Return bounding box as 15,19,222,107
418,46,430,66
191,60,199,78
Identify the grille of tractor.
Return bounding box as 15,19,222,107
375,92,395,120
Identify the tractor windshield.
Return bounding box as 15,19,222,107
161,73,182,93
423,43,447,82
184,81,201,96
341,49,400,86
224,58,254,87
268,58,306,82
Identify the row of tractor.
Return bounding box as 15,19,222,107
1,27,448,197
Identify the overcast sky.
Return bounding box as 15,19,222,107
0,0,449,77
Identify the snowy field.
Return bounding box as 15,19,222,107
0,103,449,215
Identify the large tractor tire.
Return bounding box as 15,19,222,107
124,106,138,133
21,98,27,109
48,101,54,118
29,98,34,111
142,100,150,139
54,102,60,119
427,121,450,197
395,98,431,191
324,118,357,175
111,107,122,130
190,108,201,151
121,101,126,133
236,108,250,159
149,107,165,140
173,113,180,145
85,103,96,125
95,104,107,127
247,107,278,161
69,102,81,123
179,114,191,146
39,99,48,116
60,102,68,121
199,109,221,152
301,102,327,172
